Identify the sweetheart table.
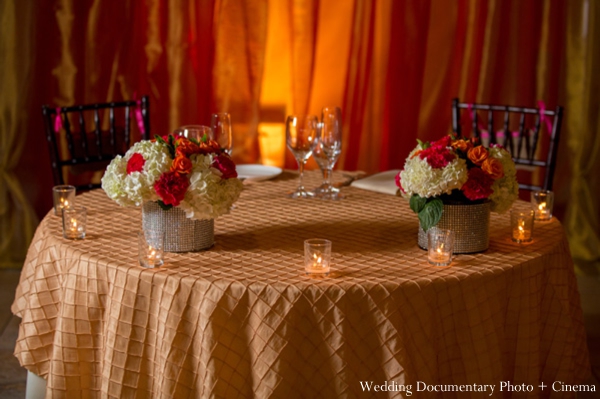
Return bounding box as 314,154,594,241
12,170,590,398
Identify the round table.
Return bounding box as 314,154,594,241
12,171,590,398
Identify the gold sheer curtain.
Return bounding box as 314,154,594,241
0,1,38,269
565,0,600,274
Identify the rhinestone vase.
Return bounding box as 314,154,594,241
142,201,214,252
418,201,491,254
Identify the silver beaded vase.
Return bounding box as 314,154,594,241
418,201,491,253
142,201,214,252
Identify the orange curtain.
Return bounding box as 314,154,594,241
3,0,599,271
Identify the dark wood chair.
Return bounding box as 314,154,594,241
451,98,563,192
42,96,150,191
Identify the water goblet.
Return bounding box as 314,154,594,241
174,125,212,142
313,106,343,200
210,112,233,155
286,114,318,198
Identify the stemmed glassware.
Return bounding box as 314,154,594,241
210,112,233,155
313,106,343,200
174,125,212,142
286,114,318,198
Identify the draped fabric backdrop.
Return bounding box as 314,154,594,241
1,0,599,274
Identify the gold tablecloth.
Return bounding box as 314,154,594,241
12,171,590,398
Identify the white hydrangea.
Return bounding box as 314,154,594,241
101,140,243,220
101,140,171,206
488,146,519,213
399,149,468,198
178,154,243,220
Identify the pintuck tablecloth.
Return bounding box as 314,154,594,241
12,171,590,398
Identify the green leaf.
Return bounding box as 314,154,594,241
418,198,443,231
409,195,427,214
417,139,431,150
155,135,167,145
157,200,173,211
190,137,200,145
201,133,208,143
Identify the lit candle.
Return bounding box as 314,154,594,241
511,210,534,243
428,231,454,266
138,231,165,268
53,185,75,216
304,239,332,276
62,206,86,239
531,190,554,221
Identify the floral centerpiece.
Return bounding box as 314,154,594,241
396,135,518,252
101,134,243,252
102,134,243,219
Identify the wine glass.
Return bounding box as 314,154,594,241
286,115,318,198
313,106,343,200
174,125,212,142
210,112,233,155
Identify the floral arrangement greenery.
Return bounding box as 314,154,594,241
101,134,243,220
395,135,518,231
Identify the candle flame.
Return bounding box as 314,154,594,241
538,202,546,211
437,243,444,254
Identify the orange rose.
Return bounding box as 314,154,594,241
171,154,193,175
175,138,200,157
481,157,504,179
451,139,472,153
467,146,489,166
198,139,222,155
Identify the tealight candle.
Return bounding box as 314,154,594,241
427,228,455,266
304,239,332,276
62,206,87,239
138,230,165,268
531,190,554,221
53,185,76,216
511,209,534,243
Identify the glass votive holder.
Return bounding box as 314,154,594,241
511,209,534,243
62,206,87,240
531,190,554,221
138,230,165,268
53,185,76,216
427,228,455,266
304,239,332,276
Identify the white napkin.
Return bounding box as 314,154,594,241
350,170,401,195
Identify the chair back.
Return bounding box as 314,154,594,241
42,96,150,191
451,98,563,192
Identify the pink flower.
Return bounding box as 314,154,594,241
212,154,237,179
154,172,189,206
419,146,455,169
126,153,145,175
461,167,494,200
431,135,452,149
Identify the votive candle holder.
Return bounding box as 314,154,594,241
427,228,455,266
531,190,554,221
53,185,75,216
138,230,165,268
62,206,87,240
304,239,331,276
511,209,534,243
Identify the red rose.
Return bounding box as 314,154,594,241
461,167,494,200
126,153,145,174
212,154,238,179
154,171,189,206
395,172,405,193
419,146,455,169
